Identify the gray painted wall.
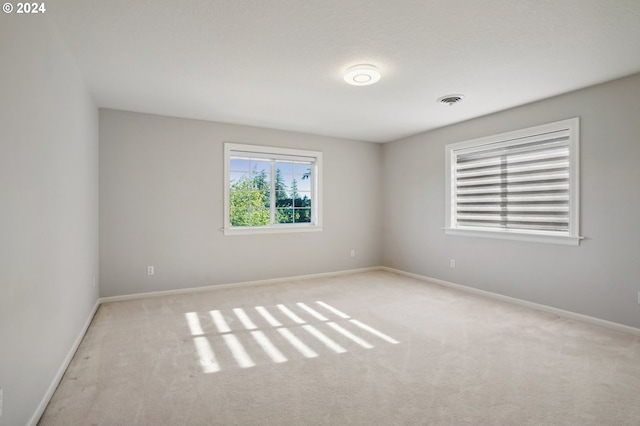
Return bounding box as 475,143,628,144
99,109,383,297
0,16,99,426
382,72,640,329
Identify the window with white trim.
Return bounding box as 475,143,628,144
224,143,323,235
445,117,581,245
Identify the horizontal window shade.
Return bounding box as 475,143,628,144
453,130,571,233
455,220,569,232
456,134,570,162
456,159,569,179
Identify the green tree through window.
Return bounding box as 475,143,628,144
229,167,270,226
229,158,313,227
224,143,322,235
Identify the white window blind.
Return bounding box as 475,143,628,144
445,118,581,245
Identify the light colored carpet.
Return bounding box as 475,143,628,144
39,271,640,425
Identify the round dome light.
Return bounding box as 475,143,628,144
344,64,381,86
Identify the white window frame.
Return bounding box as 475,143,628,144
444,117,581,246
223,143,323,236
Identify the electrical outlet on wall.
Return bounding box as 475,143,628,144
350,250,355,258
147,266,154,276
450,259,456,268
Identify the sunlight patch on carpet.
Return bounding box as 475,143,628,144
185,301,399,374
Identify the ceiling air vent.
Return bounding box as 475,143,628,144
437,94,465,106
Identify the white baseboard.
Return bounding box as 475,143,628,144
100,267,381,304
381,266,640,337
28,299,101,426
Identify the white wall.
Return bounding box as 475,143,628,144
382,73,640,329
99,109,383,297
0,15,99,426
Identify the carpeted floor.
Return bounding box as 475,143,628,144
39,271,640,425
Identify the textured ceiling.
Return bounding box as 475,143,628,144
49,0,640,142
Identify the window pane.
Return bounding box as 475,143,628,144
230,171,250,185
250,207,270,226
249,161,270,194
229,190,250,226
275,162,293,174
294,208,312,223
249,189,268,207
276,190,292,207
281,173,295,190
294,193,311,207
230,158,251,172
276,162,309,197
293,163,312,180
276,208,293,224
229,158,272,227
296,177,311,192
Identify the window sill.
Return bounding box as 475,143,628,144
223,225,323,236
444,227,582,246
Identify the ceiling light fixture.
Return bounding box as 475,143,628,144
437,94,465,106
344,64,381,86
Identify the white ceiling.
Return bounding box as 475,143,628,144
49,0,640,143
